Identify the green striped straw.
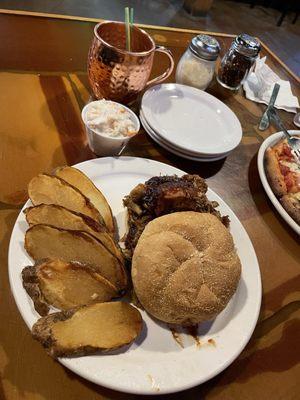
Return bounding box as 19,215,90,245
130,8,134,26
125,7,130,51
125,7,134,51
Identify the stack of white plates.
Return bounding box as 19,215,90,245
141,84,242,162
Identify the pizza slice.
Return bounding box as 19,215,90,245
265,139,300,196
281,193,300,225
265,137,300,224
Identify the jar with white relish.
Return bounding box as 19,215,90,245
176,34,220,90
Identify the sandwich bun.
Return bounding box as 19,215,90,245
132,212,241,325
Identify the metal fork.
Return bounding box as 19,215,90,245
268,107,300,161
259,83,280,131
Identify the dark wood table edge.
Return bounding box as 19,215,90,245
1,8,299,84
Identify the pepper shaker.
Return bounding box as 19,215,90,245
217,34,261,90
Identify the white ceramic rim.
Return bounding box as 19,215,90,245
257,130,300,235
141,83,242,155
141,110,230,158
140,112,229,162
81,100,140,141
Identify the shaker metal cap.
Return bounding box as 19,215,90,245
189,34,220,61
234,34,261,57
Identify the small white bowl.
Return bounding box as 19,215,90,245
81,100,140,157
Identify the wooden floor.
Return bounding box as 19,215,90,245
1,0,299,76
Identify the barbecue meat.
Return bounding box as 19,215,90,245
123,175,229,258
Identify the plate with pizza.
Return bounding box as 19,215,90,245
258,130,300,235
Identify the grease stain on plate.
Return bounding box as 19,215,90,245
170,327,184,348
147,374,160,392
169,324,217,349
186,325,201,348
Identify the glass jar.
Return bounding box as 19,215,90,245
176,34,220,91
217,34,261,90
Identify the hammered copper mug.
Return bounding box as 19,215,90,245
88,21,174,104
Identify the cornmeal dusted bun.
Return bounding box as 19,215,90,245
132,212,241,325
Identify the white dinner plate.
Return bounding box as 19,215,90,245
141,84,242,156
140,112,229,162
257,130,300,235
140,111,230,160
9,157,261,395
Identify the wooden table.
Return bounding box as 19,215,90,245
0,10,299,400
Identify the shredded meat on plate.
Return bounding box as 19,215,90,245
123,174,230,259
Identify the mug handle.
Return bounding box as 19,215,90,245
145,46,174,88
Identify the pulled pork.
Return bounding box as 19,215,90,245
123,174,229,258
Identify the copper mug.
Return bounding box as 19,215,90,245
88,21,174,104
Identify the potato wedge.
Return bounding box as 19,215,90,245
22,260,118,316
54,166,114,233
24,205,124,263
28,174,103,224
22,262,50,316
32,302,143,357
25,225,127,289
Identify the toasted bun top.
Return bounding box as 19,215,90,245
132,212,241,325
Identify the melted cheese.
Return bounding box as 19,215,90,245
280,160,300,173
293,192,300,201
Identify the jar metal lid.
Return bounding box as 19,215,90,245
233,34,261,57
189,34,220,61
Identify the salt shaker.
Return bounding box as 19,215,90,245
217,34,261,90
176,34,220,90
